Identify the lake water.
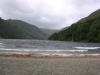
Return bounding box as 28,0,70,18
0,39,100,56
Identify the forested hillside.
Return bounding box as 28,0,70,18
49,9,100,42
0,18,48,39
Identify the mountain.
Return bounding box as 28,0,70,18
41,28,59,36
49,9,100,42
79,9,100,23
0,18,48,39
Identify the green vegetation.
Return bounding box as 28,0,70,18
0,18,48,39
49,9,100,42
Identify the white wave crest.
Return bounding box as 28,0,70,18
74,47,100,50
0,48,88,52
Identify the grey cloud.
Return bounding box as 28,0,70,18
0,0,100,29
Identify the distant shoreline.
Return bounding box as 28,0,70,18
0,54,100,59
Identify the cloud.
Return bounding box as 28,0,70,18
0,0,100,29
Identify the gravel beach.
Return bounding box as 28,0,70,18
0,57,100,75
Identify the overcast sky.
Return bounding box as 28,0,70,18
0,0,100,29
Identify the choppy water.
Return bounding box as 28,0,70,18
0,39,100,56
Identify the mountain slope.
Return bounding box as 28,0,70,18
0,18,48,39
49,9,100,42
41,28,59,36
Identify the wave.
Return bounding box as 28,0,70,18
0,51,100,56
74,47,100,50
40,53,100,56
0,43,3,44
0,48,88,52
0,52,28,55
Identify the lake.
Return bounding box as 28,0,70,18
0,39,100,56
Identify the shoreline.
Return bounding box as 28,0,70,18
0,54,100,59
0,54,100,75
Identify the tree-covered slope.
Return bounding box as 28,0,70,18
0,18,48,39
49,9,100,42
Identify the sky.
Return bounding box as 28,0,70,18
0,0,100,29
